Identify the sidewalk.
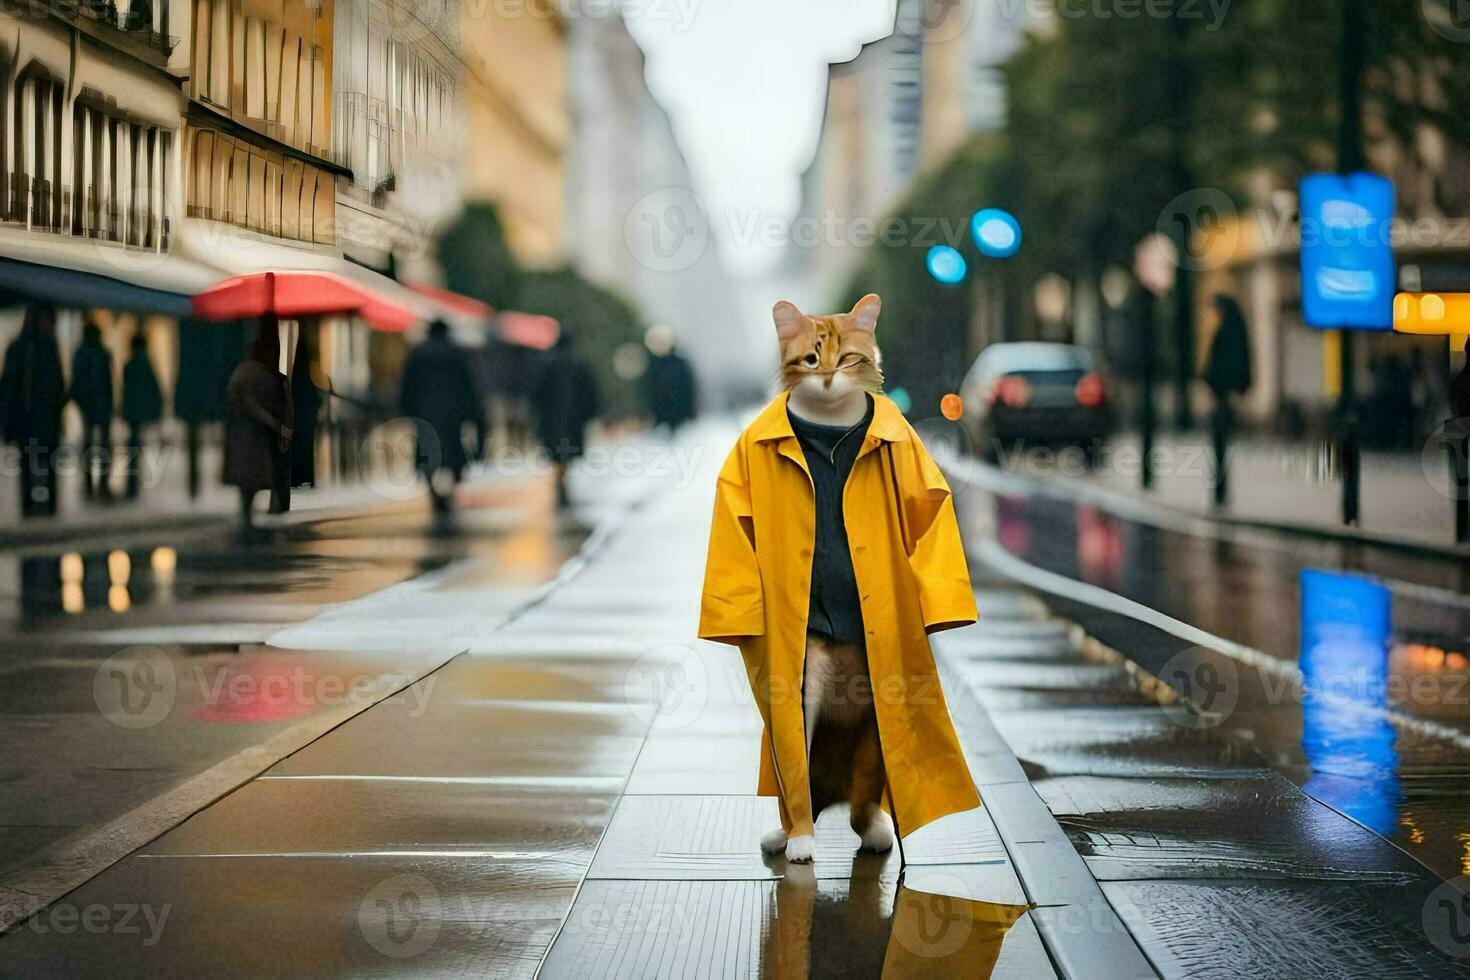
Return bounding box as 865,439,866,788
1017,432,1467,555
0,420,1147,977
5,420,1461,976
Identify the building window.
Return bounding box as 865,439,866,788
1,70,172,249
186,126,333,244
190,0,330,159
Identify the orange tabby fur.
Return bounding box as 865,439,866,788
768,294,893,858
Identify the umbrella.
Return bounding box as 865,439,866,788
191,270,424,333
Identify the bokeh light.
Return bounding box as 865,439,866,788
926,245,968,284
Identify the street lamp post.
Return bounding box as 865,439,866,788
1337,0,1366,525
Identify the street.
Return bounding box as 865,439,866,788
1,421,1467,977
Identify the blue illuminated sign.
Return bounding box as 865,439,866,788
1299,173,1395,330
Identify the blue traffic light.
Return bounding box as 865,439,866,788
971,209,1022,258
926,245,968,284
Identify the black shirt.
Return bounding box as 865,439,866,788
789,395,874,645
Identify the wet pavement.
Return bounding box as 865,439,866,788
4,423,1470,976
0,473,587,931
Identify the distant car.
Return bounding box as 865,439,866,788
959,342,1111,463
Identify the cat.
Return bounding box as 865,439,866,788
759,294,895,864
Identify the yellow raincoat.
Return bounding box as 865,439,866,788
699,391,980,840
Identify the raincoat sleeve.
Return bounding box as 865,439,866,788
896,435,978,634
698,439,765,644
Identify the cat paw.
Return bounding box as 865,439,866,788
857,810,894,853
760,828,789,856
785,834,815,864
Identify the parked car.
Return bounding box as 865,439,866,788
959,342,1111,463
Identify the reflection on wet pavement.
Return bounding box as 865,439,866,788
953,489,1469,973
961,475,1470,888
0,478,587,937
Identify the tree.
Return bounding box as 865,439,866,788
438,202,522,310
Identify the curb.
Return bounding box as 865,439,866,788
933,632,1160,979
945,452,1470,561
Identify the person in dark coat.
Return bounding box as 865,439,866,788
400,319,481,520
120,330,163,499
223,321,290,529
1201,295,1253,506
69,320,115,499
642,325,697,431
289,326,323,489
532,328,599,508
0,306,66,517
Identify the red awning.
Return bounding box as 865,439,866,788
191,271,424,333
497,311,560,350
406,282,493,321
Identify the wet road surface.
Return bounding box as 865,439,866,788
5,424,1470,976
949,456,1470,973
0,476,586,926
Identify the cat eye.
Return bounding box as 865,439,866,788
838,353,867,367
801,353,820,369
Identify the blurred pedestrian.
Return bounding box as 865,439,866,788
223,321,290,530
0,305,65,517
641,324,696,431
400,319,481,523
289,326,323,489
120,330,162,499
1201,295,1252,507
69,320,115,499
532,328,599,509
1450,338,1470,543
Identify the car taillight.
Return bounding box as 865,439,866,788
1075,373,1104,407
996,376,1031,408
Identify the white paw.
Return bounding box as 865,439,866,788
760,828,789,855
785,834,815,864
858,810,894,853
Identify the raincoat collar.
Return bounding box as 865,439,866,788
750,389,909,445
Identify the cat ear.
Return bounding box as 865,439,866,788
848,294,881,333
772,301,806,340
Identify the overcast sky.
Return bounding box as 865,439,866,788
625,0,897,278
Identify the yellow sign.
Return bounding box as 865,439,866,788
1394,293,1470,352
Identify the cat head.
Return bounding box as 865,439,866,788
774,294,884,403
